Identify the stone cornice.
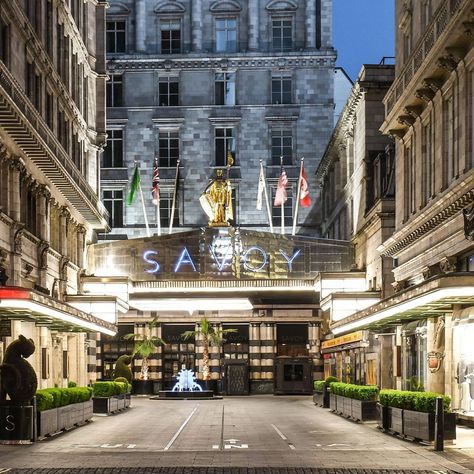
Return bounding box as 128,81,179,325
380,179,474,258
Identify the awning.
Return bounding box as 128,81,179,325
0,287,116,335
331,274,474,335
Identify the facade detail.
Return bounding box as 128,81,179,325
0,0,117,389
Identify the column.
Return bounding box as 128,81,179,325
248,0,259,51
308,322,322,381
59,207,70,256
305,0,316,49
260,323,275,389
135,0,147,53
37,185,51,242
191,0,202,52
8,157,21,222
76,225,87,269
249,323,261,392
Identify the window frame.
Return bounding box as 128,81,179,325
215,71,236,106
158,75,179,106
102,189,124,228
271,16,293,53
214,126,236,167
102,129,125,169
159,18,182,54
270,127,293,166
106,19,127,54
271,185,293,227
271,73,292,105
158,129,180,168
215,16,238,53
106,73,123,108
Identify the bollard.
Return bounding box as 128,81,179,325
434,396,444,451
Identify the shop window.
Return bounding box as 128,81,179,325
401,321,427,391
103,130,124,168
106,20,126,53
223,324,249,360
160,19,181,54
215,72,236,106
276,323,308,357
101,324,135,380
158,76,179,106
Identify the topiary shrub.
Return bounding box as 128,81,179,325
68,381,77,388
93,382,116,398
114,381,127,395
379,389,451,413
313,381,325,392
36,387,92,410
36,390,55,411
113,355,133,383
328,382,378,401
325,376,338,384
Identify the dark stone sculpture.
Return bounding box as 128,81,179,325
464,203,474,241
0,335,38,405
113,354,133,383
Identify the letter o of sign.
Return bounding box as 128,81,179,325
242,246,268,272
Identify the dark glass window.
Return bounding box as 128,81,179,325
216,18,237,53
158,131,179,168
103,189,124,227
0,16,10,66
271,129,292,166
106,20,126,53
158,76,179,106
215,128,235,167
106,74,123,107
272,19,292,52
272,75,292,104
215,72,236,105
159,191,179,228
102,130,124,168
272,188,293,227
161,19,181,54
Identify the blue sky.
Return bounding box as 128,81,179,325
333,0,395,80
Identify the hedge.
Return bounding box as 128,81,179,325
313,381,325,392
36,387,93,412
92,381,130,397
329,382,379,401
379,389,451,413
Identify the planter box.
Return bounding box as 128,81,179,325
329,393,337,412
336,395,345,414
388,407,404,434
342,396,352,417
351,399,377,422
93,395,131,415
132,380,154,395
403,410,456,442
37,408,58,438
377,403,390,430
0,405,34,443
313,391,325,407
83,400,93,421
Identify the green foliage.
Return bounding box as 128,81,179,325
93,381,129,397
114,377,132,393
67,381,77,388
313,381,325,392
181,317,237,347
36,387,92,411
113,355,133,383
325,376,338,384
379,389,451,413
329,382,379,401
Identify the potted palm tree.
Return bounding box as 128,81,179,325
123,318,165,395
182,318,236,394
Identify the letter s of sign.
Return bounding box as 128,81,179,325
5,414,15,432
143,250,160,274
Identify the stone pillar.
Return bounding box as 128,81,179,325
261,322,275,385
8,157,21,222
191,0,202,52
305,0,316,49
248,0,259,51
135,0,146,53
59,207,70,256
76,225,87,269
426,316,445,394
249,322,261,391
308,322,322,380
37,185,51,242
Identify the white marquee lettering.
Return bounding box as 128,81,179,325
242,246,268,272
174,247,197,273
143,250,160,274
279,249,302,272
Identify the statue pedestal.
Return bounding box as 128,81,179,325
0,405,34,444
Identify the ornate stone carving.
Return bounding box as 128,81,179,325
439,256,457,274
404,105,423,118
37,240,50,270
391,280,407,293
388,129,406,140
422,77,443,93
428,316,445,373
436,56,457,72
22,263,33,279
397,115,416,127
421,266,432,281
464,202,474,240
12,225,25,254
414,88,435,102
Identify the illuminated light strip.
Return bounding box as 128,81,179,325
0,288,31,299
0,299,116,336
131,298,253,312
332,287,474,335
131,285,314,294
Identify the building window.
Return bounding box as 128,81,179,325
422,119,434,204
215,127,235,167
103,190,124,228
0,16,10,66
106,21,126,53
272,18,292,52
215,18,237,53
159,191,179,228
106,74,123,107
160,19,181,54
404,143,415,220
102,130,124,168
215,72,236,105
158,131,179,168
158,76,179,106
422,0,432,29
272,74,292,104
26,62,42,112
271,128,292,166
272,188,293,227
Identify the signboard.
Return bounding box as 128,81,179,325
0,319,11,337
321,331,364,350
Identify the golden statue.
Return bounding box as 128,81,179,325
200,169,233,227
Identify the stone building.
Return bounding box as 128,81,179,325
0,0,116,388
315,64,395,386
102,0,335,238
325,0,474,416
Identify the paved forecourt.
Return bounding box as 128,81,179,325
0,396,469,472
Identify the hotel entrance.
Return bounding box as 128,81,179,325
222,324,249,395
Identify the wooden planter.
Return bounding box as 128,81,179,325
342,396,352,418
37,400,94,438
329,393,337,412
403,410,456,442
336,395,345,414
389,407,404,434
313,390,329,408
93,395,131,415
377,403,390,430
351,399,377,422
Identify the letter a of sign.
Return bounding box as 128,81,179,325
209,244,233,271
174,247,197,273
279,249,301,272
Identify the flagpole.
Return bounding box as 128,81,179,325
280,156,285,235
169,159,180,234
138,179,151,237
156,196,161,236
292,157,304,236
261,160,274,233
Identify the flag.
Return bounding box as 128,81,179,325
126,165,140,206
256,164,265,210
274,167,288,206
152,159,160,205
299,165,311,207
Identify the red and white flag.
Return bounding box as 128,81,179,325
274,167,288,206
152,159,160,205
299,165,311,207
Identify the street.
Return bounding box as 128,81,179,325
0,396,471,473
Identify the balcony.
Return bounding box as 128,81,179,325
0,62,108,228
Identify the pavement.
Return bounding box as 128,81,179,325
0,396,472,473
